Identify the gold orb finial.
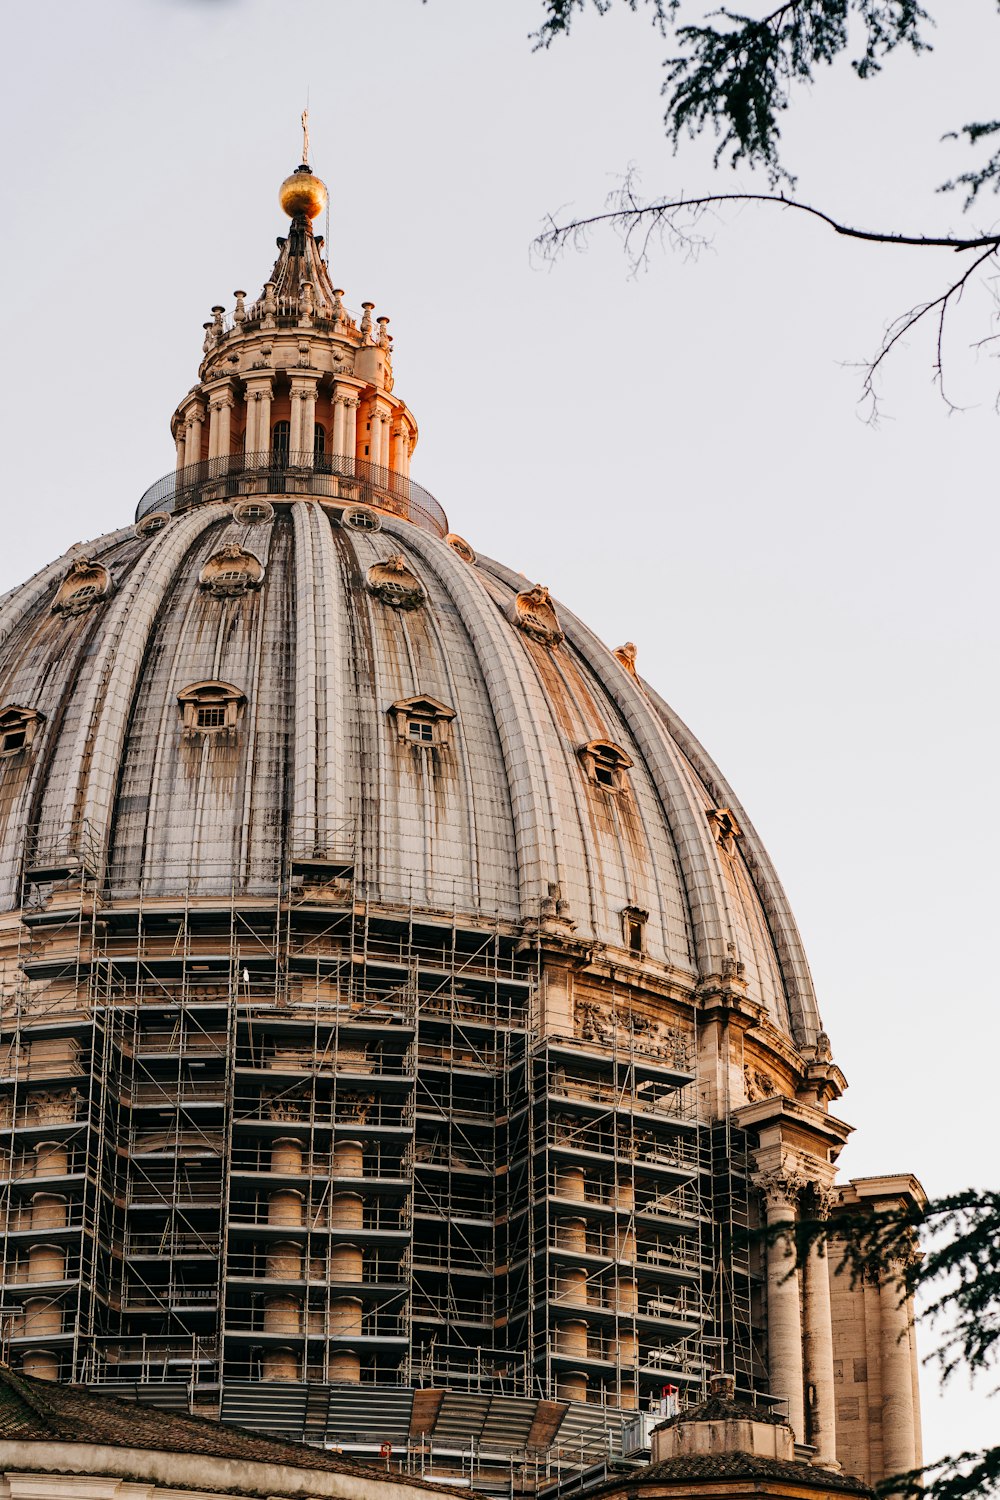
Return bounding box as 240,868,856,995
280,163,328,221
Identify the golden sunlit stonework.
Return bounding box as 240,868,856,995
0,157,922,1494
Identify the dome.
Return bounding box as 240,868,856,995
0,156,923,1486
0,501,820,1049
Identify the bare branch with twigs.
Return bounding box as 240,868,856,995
534,174,1000,416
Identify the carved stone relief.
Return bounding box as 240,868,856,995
512,585,564,645
613,641,639,679
743,1064,776,1103
51,559,113,616
199,544,265,598
574,998,691,1068
367,555,425,610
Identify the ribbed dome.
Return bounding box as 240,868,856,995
0,498,821,1048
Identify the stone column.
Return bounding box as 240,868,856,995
185,403,205,470
370,405,390,470
288,386,303,456
208,391,233,461
802,1187,838,1467
337,393,359,462
174,423,186,472
391,422,410,478
290,377,318,463
880,1257,918,1479
301,380,317,461
758,1171,806,1441
243,379,273,456
332,394,346,456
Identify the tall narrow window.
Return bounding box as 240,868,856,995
271,420,290,465
313,423,326,456
621,907,648,956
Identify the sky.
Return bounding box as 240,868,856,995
1,0,998,1464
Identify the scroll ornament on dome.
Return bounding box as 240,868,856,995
512,585,564,646
367,555,425,611
199,544,265,598
51,558,113,617
613,641,639,679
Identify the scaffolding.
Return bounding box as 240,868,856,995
0,820,756,1471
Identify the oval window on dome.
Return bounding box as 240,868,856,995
51,559,113,617
343,505,381,533
232,499,275,525
445,533,476,565
135,512,170,538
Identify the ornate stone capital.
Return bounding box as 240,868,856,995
755,1168,809,1215
804,1182,839,1220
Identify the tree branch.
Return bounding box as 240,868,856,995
536,185,1000,253
535,179,1000,415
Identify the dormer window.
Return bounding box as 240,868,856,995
388,695,456,750
178,682,246,737
0,706,44,757
579,739,633,794
51,559,113,617
621,906,649,956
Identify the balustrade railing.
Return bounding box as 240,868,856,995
136,450,448,537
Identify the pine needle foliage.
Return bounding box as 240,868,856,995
759,1189,1000,1500
529,2,1000,410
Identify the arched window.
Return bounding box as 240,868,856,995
271,420,290,464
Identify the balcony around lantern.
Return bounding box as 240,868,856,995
136,451,449,538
